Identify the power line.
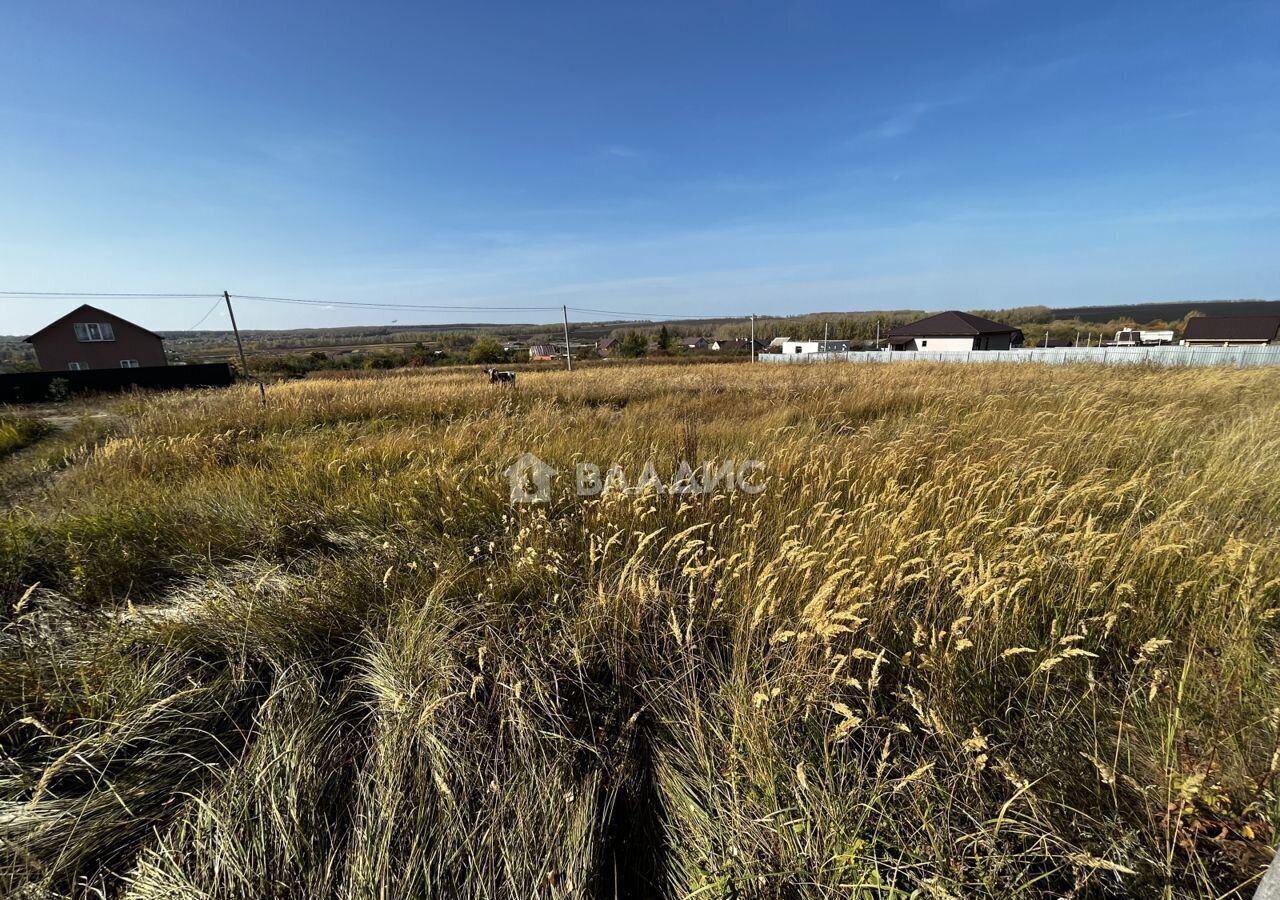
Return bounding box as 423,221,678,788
0,291,221,299
566,305,748,322
241,297,746,322
188,297,224,330
0,289,747,323
233,294,562,313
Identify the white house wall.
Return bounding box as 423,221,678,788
908,336,975,352
782,341,851,354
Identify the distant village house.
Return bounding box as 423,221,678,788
885,311,1021,352
780,339,851,354
710,339,764,352
529,344,558,361
25,304,167,372
1180,316,1280,346
595,337,618,357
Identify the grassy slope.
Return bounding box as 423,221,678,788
1,364,1278,899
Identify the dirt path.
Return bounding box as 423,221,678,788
0,407,125,506
37,411,122,432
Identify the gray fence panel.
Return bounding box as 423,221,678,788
759,346,1280,368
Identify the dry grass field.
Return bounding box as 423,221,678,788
2,363,1278,899
0,418,52,460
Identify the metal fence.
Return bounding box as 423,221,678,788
759,345,1280,368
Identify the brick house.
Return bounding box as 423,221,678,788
25,304,167,371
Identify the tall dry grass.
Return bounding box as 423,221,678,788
1,362,1277,899
0,417,52,460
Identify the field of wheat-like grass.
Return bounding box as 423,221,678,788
1,362,1278,899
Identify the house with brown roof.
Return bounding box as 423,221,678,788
710,338,765,352
25,304,167,372
596,337,619,357
1181,315,1280,346
885,311,1022,352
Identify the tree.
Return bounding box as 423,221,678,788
617,331,648,359
469,338,507,365
406,342,433,367
656,325,671,352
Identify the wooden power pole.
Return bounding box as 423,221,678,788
562,305,572,372
224,291,265,404
224,291,250,377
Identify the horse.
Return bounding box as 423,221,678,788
486,368,516,385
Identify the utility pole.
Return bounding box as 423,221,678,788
224,291,265,404
224,291,249,377
823,322,829,354
562,305,572,372
750,315,756,363
875,321,881,351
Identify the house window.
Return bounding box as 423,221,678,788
68,362,88,371
921,339,928,347
73,322,116,342
120,359,140,369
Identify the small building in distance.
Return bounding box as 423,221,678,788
885,311,1022,352
1181,315,1280,346
676,336,709,350
595,337,618,357
529,344,558,361
711,338,764,352
780,339,851,354
1110,328,1174,346
25,304,167,372
766,336,790,353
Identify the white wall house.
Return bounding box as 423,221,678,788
780,339,851,354
899,336,977,352
885,311,1022,352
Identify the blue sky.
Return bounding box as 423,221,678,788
2,0,1278,333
